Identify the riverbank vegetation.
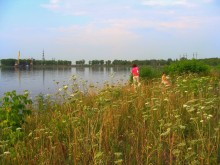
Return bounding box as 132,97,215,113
0,59,220,164
1,57,220,68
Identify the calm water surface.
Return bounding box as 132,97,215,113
0,67,130,98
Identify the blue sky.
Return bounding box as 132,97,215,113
0,0,220,63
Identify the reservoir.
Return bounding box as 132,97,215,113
0,67,131,98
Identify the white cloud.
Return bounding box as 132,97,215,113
41,0,100,15
142,0,196,8
41,0,61,10
141,0,214,8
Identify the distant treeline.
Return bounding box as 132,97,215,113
0,59,71,66
77,57,220,66
1,57,220,67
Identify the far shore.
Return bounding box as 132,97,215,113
0,64,131,69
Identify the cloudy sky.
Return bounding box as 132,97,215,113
0,0,220,63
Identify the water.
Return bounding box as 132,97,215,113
0,67,131,98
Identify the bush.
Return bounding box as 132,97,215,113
139,66,161,79
0,91,32,131
165,59,210,75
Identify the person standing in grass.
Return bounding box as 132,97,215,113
131,64,141,87
161,72,170,86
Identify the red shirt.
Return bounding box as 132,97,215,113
132,67,139,76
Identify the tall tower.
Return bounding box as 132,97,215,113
42,49,45,65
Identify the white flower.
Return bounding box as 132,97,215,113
208,114,213,118
16,127,22,131
70,94,75,97
63,85,68,90
4,151,10,155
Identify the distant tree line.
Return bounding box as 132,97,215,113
1,57,220,67
0,59,71,66
197,57,220,66
34,60,71,65
75,58,220,66
75,58,174,66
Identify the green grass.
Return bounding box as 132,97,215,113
0,74,220,164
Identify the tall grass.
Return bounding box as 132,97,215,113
0,74,220,164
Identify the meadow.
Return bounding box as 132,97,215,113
0,72,220,164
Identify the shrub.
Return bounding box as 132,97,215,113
139,66,160,79
165,59,210,75
0,90,32,131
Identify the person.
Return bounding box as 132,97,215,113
131,64,141,87
161,72,170,86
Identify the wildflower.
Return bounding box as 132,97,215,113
177,142,186,147
63,85,68,90
183,104,187,108
71,75,77,80
164,98,169,102
28,132,33,137
179,125,186,129
161,128,171,136
16,127,22,131
208,114,213,118
114,159,123,164
4,151,10,155
70,94,75,97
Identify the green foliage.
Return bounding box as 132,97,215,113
139,66,160,79
165,59,210,75
0,59,71,66
0,90,32,131
0,59,16,66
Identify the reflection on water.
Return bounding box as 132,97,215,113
0,67,130,98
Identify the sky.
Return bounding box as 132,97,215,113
0,0,220,63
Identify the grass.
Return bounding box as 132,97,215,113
0,73,220,164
